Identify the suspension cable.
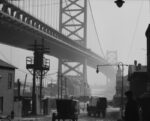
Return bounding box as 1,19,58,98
88,0,106,59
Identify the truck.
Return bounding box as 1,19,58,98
87,97,107,118
52,99,80,121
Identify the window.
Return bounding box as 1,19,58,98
0,97,3,113
8,73,13,89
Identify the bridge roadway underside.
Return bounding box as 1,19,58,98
0,11,115,79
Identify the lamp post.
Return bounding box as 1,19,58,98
96,62,128,117
118,62,124,118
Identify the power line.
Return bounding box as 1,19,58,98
88,0,106,59
126,0,144,62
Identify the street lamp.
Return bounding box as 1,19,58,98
114,0,125,8
96,62,128,117
118,62,125,118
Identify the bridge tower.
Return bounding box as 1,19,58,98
58,0,88,98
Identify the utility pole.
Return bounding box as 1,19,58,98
26,40,50,115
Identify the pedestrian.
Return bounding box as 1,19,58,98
123,90,139,121
10,110,14,119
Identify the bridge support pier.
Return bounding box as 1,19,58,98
58,0,88,97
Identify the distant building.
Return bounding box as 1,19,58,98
0,59,16,115
46,83,58,98
65,76,91,97
113,66,129,106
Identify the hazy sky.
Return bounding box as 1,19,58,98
87,0,149,97
0,0,149,98
88,0,148,64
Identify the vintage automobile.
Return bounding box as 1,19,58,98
87,97,107,118
52,99,79,121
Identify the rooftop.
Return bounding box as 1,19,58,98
0,59,16,69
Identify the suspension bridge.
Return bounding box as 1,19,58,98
0,0,116,96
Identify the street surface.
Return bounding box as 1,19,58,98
12,106,121,121
79,106,121,121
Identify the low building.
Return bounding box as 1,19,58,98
65,76,91,97
0,59,16,115
128,61,147,98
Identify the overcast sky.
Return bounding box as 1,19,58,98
0,0,149,99
87,0,149,98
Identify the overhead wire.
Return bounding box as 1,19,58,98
88,0,106,59
126,0,144,63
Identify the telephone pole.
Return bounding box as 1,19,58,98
26,40,50,115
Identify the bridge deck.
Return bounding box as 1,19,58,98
0,0,115,78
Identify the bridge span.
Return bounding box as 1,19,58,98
0,0,115,78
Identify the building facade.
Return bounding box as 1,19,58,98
0,59,16,115
113,66,129,107
128,61,147,98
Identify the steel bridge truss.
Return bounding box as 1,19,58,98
58,0,88,97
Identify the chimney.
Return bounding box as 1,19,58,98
134,60,138,71
134,60,137,66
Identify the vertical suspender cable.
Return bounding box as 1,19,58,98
40,0,42,21
37,0,39,19
52,0,54,28
36,0,37,19
54,0,56,28
48,0,50,26
44,0,46,23
45,0,47,24
23,0,25,10
56,0,59,30
28,0,29,13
